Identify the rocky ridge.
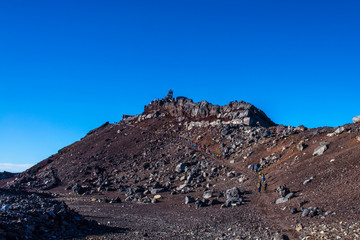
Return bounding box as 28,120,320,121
137,90,275,127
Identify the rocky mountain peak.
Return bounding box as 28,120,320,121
142,90,275,127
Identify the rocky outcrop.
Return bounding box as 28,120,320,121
223,187,244,207
353,115,360,124
143,91,275,127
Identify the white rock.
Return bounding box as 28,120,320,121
334,127,345,135
238,177,246,183
275,192,294,204
176,183,187,191
313,143,329,156
353,115,360,123
203,191,212,199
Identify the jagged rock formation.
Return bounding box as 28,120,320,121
142,90,275,127
353,115,360,123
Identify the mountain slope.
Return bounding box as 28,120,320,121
4,92,360,239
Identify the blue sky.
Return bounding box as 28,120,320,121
1,1,359,172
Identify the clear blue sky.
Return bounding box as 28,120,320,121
1,1,359,172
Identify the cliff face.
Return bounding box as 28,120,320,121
144,94,275,127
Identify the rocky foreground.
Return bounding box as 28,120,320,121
1,91,360,239
0,189,95,239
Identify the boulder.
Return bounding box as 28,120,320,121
290,207,298,214
313,142,329,156
185,196,195,204
72,184,89,195
297,141,306,152
301,208,310,217
308,206,320,217
353,115,360,123
334,127,345,135
226,187,241,200
150,188,164,194
223,187,243,207
203,190,213,199
275,192,294,204
175,163,187,173
142,162,151,170
303,176,314,185
195,200,202,209
176,183,187,191
295,125,306,132
226,171,236,178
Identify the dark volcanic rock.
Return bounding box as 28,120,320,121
144,92,275,127
185,196,195,204
224,187,243,207
0,189,96,240
0,171,17,180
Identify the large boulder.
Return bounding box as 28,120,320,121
334,126,345,135
313,142,329,156
275,192,294,204
224,187,243,207
353,115,360,123
226,187,241,200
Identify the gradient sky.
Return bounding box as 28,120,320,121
1,1,359,172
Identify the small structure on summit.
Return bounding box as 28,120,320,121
164,89,174,102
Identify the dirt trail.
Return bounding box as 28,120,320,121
183,138,300,239
227,161,299,239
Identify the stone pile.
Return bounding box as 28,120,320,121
0,189,96,239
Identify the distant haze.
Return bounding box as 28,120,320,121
0,163,34,173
